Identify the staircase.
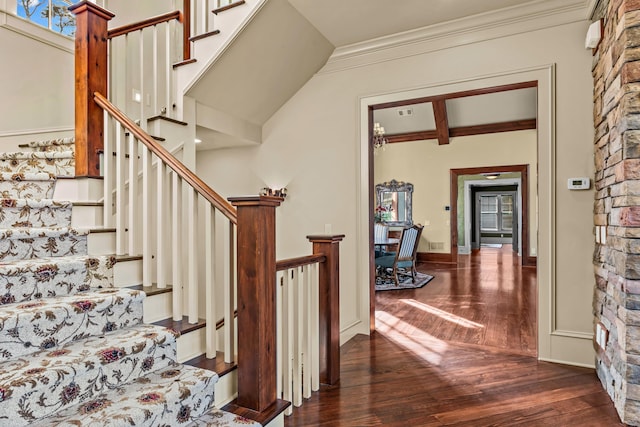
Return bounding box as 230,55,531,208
0,137,259,426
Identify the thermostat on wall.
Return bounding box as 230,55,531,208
567,177,590,190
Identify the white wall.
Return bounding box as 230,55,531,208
197,15,596,366
0,10,74,149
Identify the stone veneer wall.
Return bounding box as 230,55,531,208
594,0,640,424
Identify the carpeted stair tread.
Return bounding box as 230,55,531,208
0,151,75,177
0,172,56,199
31,363,218,426
0,324,178,426
0,255,115,305
0,198,72,228
0,227,88,262
0,288,144,360
187,408,262,426
21,137,75,152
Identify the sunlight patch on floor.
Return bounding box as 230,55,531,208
375,310,447,364
401,298,485,329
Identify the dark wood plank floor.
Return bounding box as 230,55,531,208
284,245,625,426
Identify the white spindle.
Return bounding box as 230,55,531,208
187,189,198,323
153,25,159,115
310,263,320,391
302,265,312,399
115,123,126,255
205,204,216,358
223,222,235,363
141,145,152,286
200,0,207,34
172,172,183,321
293,267,303,407
103,111,113,227
165,21,172,117
276,272,283,397
190,0,196,37
157,161,166,288
139,31,146,131
127,135,139,254
284,269,295,416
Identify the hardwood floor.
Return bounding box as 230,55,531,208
284,246,624,426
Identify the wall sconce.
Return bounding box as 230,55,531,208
260,187,288,199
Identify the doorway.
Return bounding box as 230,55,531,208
450,164,534,266
474,189,518,250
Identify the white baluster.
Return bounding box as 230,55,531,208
224,222,236,363
115,122,126,255
152,25,159,116
276,271,283,398
139,30,146,131
157,161,166,289
141,145,152,286
282,269,293,415
172,172,183,321
187,189,198,323
165,21,172,117
310,263,320,391
103,111,113,227
293,267,303,407
190,0,196,37
205,204,216,358
200,0,207,34
302,265,312,399
128,135,139,254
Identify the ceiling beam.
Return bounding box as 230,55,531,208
371,81,538,110
433,100,450,145
385,118,536,144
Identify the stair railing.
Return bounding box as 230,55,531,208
96,91,238,364
106,10,182,128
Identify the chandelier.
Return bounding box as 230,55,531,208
372,122,387,152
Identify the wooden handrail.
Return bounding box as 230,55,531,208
107,10,182,39
276,254,326,272
93,92,238,224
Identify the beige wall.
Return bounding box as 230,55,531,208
0,19,74,148
374,131,537,254
197,17,596,365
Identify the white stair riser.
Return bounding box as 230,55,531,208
114,258,142,287
177,328,206,363
53,177,103,201
214,369,237,408
265,414,285,427
71,204,104,228
143,292,173,323
87,231,115,255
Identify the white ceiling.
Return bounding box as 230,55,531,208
288,0,545,47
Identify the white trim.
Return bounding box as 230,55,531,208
538,357,595,369
0,126,74,138
322,0,587,74
463,177,522,256
0,9,73,53
552,330,593,340
358,64,561,363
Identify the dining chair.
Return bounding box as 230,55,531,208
375,224,424,286
374,223,389,258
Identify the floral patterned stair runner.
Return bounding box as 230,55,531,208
0,254,114,305
0,172,56,199
0,139,261,426
0,324,178,426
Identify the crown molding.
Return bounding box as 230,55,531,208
321,0,589,74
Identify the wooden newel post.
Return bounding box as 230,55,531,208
229,195,283,412
307,234,345,385
69,1,114,178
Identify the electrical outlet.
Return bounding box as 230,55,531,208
424,220,430,226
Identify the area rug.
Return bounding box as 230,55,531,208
481,243,503,248
375,271,434,291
